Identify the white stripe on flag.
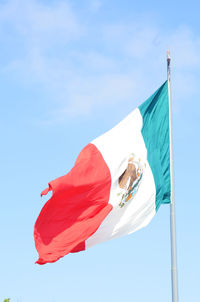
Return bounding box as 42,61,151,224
86,109,156,248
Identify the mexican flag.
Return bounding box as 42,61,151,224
34,81,171,265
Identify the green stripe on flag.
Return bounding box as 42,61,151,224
139,81,171,211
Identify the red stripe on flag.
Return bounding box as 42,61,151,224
34,143,112,264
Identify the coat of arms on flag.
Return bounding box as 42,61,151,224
118,154,145,208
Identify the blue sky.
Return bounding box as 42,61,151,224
1,0,200,301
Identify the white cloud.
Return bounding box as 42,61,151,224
102,23,200,101
64,72,140,116
1,0,200,123
89,0,102,12
0,0,82,46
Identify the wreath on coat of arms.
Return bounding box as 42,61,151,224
117,154,146,208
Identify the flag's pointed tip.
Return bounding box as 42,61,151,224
41,186,51,197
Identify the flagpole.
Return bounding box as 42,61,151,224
167,51,179,302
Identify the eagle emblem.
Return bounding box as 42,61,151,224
118,154,145,208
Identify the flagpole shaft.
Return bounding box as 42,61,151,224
167,51,179,302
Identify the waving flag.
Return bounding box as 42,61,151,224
34,81,171,265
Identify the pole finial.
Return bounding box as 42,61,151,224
167,50,171,77
167,50,171,60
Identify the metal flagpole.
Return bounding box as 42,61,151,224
167,51,179,302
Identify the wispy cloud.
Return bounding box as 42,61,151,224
102,23,200,101
89,0,102,13
1,0,200,123
0,0,81,40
